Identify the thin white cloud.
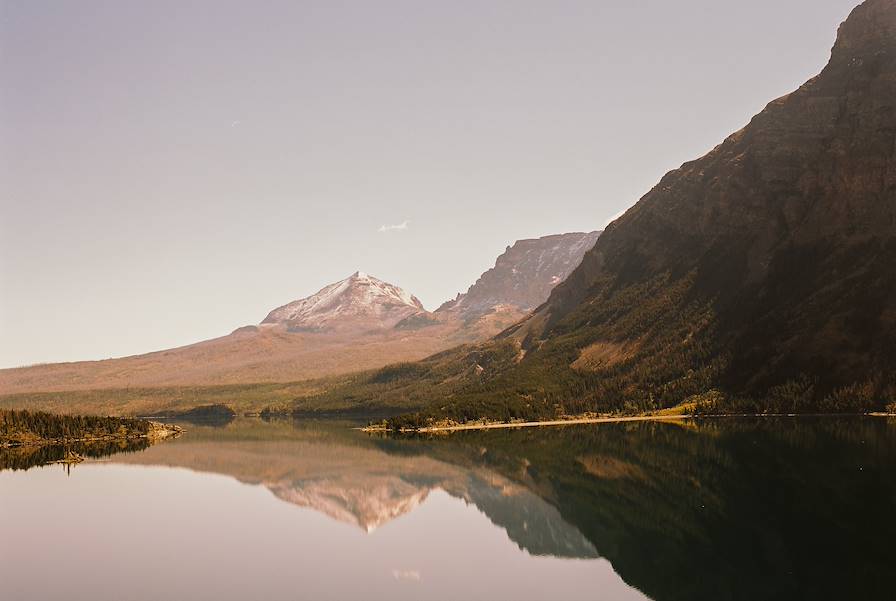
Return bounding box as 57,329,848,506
392,569,421,582
378,219,410,232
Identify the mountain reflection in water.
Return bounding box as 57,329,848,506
2,416,894,601
111,419,600,559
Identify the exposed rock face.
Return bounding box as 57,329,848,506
262,271,426,331
508,0,896,407
263,232,599,333
437,232,600,319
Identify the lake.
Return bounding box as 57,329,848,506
1,417,894,601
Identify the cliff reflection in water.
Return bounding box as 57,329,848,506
373,417,896,601
98,416,895,601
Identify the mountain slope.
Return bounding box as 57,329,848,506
437,232,600,318
0,273,491,397
513,0,896,412
303,0,896,422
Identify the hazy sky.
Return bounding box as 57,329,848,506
1,0,859,368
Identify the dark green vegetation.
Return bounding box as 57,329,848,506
0,409,182,470
0,409,154,446
285,342,534,422
155,403,237,426
373,417,896,601
282,1,896,426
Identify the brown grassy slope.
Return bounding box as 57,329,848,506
0,380,331,417
0,309,524,396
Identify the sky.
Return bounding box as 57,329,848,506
0,0,859,368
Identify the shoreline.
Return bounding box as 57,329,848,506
362,412,896,434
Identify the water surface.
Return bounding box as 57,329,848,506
1,417,894,600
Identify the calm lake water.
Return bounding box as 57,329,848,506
1,417,894,601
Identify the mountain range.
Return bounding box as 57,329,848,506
0,232,598,406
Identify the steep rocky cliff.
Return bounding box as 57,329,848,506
437,232,600,319
505,0,896,411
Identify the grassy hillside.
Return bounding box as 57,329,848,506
0,379,331,417
0,315,518,395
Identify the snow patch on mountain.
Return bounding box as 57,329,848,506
262,271,425,331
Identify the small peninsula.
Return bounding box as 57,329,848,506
0,409,182,448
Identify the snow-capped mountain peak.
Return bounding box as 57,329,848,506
262,272,426,331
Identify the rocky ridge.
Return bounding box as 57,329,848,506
438,232,600,319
